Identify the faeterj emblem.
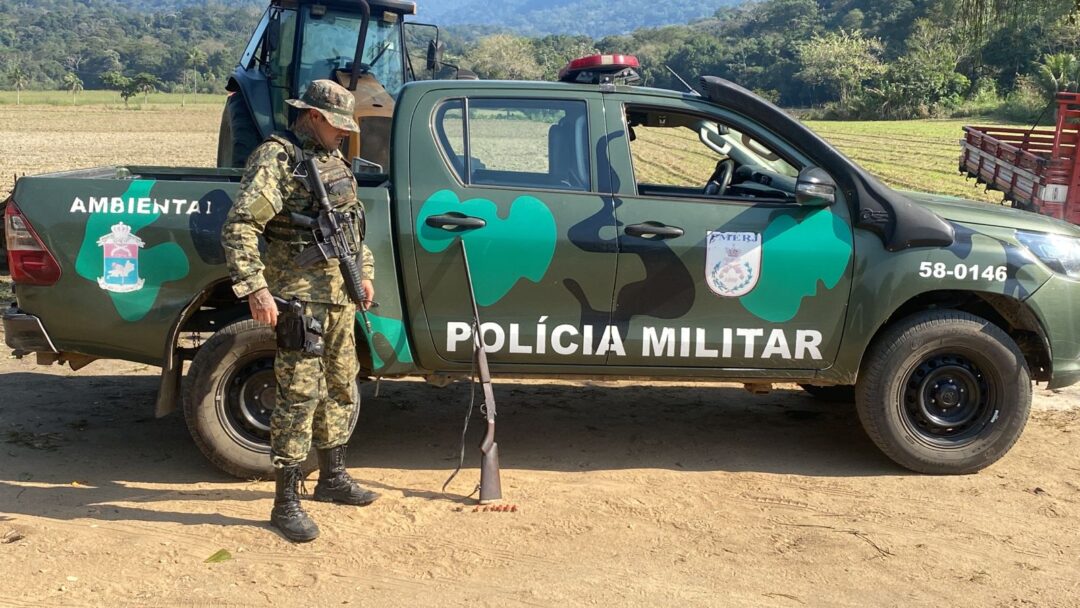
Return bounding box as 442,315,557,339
706,231,761,297
96,222,145,293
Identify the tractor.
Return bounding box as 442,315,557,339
217,0,455,172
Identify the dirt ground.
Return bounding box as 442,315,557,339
2,318,1080,607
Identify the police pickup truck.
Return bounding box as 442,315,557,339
5,55,1080,479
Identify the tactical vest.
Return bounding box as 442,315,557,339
262,133,364,248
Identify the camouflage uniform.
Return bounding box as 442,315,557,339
222,80,373,468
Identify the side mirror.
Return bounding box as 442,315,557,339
796,167,837,207
426,40,445,72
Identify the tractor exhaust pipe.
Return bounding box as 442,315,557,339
348,0,372,91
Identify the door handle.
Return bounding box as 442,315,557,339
624,222,685,239
425,213,487,230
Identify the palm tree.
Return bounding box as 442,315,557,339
185,47,206,106
62,72,84,105
1036,53,1079,96
9,66,29,105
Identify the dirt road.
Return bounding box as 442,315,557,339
2,324,1079,607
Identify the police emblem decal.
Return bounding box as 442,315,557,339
96,222,146,293
706,231,762,297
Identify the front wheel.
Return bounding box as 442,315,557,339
183,319,359,479
856,310,1031,474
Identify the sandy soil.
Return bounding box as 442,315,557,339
2,323,1080,607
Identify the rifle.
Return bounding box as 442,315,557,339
460,239,501,504
290,157,373,333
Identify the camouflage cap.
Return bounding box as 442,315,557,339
286,79,359,133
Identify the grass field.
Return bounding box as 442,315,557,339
0,102,1010,206
0,90,227,107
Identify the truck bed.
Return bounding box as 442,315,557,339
959,92,1080,224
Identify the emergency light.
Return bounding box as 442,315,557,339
558,54,642,86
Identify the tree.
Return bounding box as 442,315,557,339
132,72,161,105
185,47,206,107
62,71,83,105
463,35,544,81
796,30,886,106
1036,52,1079,96
102,71,134,108
8,65,29,106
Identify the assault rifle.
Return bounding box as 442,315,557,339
461,239,502,504
290,157,373,332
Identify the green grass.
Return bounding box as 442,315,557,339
803,119,1011,203
0,276,13,303
0,89,228,108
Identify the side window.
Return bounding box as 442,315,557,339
625,106,799,202
433,98,591,192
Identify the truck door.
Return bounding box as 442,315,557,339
404,90,619,366
601,97,855,370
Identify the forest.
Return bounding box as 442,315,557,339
2,0,1078,120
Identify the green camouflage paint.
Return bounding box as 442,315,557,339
74,180,191,322
416,189,557,306
740,208,853,323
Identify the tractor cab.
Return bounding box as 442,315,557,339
219,0,444,172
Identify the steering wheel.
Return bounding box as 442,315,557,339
704,159,735,197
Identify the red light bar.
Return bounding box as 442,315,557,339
558,54,642,84
565,54,639,72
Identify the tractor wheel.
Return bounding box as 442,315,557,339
217,94,260,169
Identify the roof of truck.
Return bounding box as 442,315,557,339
273,0,417,14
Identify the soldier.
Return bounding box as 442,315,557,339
221,79,379,543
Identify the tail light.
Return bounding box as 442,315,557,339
4,201,62,286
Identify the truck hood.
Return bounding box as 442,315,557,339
901,191,1080,237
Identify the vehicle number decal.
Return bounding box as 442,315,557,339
918,262,1007,281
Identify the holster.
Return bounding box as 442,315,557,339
275,298,325,356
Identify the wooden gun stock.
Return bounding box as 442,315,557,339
460,239,502,504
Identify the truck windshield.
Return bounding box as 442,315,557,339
297,8,405,97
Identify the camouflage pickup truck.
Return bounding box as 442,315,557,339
5,66,1080,479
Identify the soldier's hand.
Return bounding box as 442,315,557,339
249,288,278,327
361,279,375,311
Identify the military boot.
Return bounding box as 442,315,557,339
313,445,380,506
270,465,320,542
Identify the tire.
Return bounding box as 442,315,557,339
183,319,360,479
856,310,1031,475
799,384,856,403
216,94,260,169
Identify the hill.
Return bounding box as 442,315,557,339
418,0,743,37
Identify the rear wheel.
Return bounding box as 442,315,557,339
183,319,360,479
216,93,260,168
856,310,1031,474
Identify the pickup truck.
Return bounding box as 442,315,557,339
5,63,1080,479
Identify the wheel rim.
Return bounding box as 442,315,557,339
901,352,998,448
216,351,276,452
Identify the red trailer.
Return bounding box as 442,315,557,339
960,92,1080,224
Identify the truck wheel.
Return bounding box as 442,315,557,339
216,94,259,169
799,384,855,402
856,310,1031,475
183,319,360,479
